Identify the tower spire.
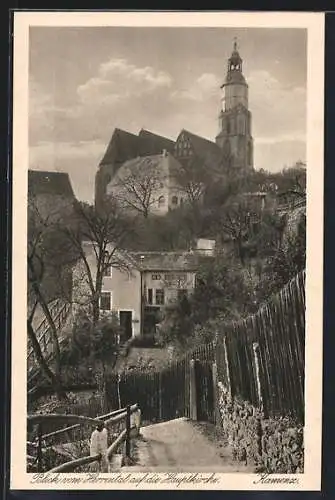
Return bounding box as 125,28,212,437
233,36,237,52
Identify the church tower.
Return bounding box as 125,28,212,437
215,40,254,170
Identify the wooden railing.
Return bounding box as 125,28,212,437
28,301,71,361
27,301,72,382
28,404,140,473
276,197,306,215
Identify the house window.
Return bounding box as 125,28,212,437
100,292,112,311
155,289,165,305
158,196,165,207
102,251,111,276
148,288,153,305
152,274,161,280
177,289,188,300
172,196,178,205
103,264,112,277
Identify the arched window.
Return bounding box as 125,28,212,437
158,195,165,207
172,196,178,206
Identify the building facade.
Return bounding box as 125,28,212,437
215,41,254,171
106,150,187,216
95,41,254,212
95,128,175,211
28,170,76,222
72,244,208,340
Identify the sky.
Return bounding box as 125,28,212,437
29,26,307,202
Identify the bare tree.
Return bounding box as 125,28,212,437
110,157,166,218
216,195,263,265
62,200,133,326
171,156,209,207
27,195,73,399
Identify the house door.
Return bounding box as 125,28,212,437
119,311,132,341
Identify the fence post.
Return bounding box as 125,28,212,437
37,423,43,472
212,362,220,426
189,359,197,421
125,405,131,460
158,372,163,421
253,342,264,413
223,336,232,398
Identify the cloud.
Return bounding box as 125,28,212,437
29,140,106,203
256,133,306,145
30,140,105,166
172,72,220,101
246,69,306,142
77,58,173,106
255,139,306,173
172,68,306,144
29,62,307,201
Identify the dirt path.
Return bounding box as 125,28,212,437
122,418,254,472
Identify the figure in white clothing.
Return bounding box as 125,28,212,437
130,407,142,436
90,420,108,472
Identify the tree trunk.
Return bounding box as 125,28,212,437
28,260,62,379
92,298,100,327
93,273,103,326
27,321,67,400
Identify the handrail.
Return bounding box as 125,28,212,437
48,428,133,473
48,453,101,473
104,404,138,426
28,404,138,428
27,302,71,360
28,414,100,426
38,404,140,473
106,428,127,460
39,406,134,441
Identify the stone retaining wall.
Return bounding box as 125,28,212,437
217,382,304,473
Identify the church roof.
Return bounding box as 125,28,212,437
177,129,223,164
138,129,175,155
28,170,75,198
99,128,175,167
99,128,141,166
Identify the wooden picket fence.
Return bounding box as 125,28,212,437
105,271,306,424
215,270,305,422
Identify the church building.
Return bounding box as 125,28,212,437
95,41,254,213
215,40,254,170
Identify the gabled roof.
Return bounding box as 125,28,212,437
28,170,75,198
100,128,141,167
138,129,175,156
175,129,223,166
108,154,168,188
81,244,211,273
127,251,201,272
99,128,175,167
